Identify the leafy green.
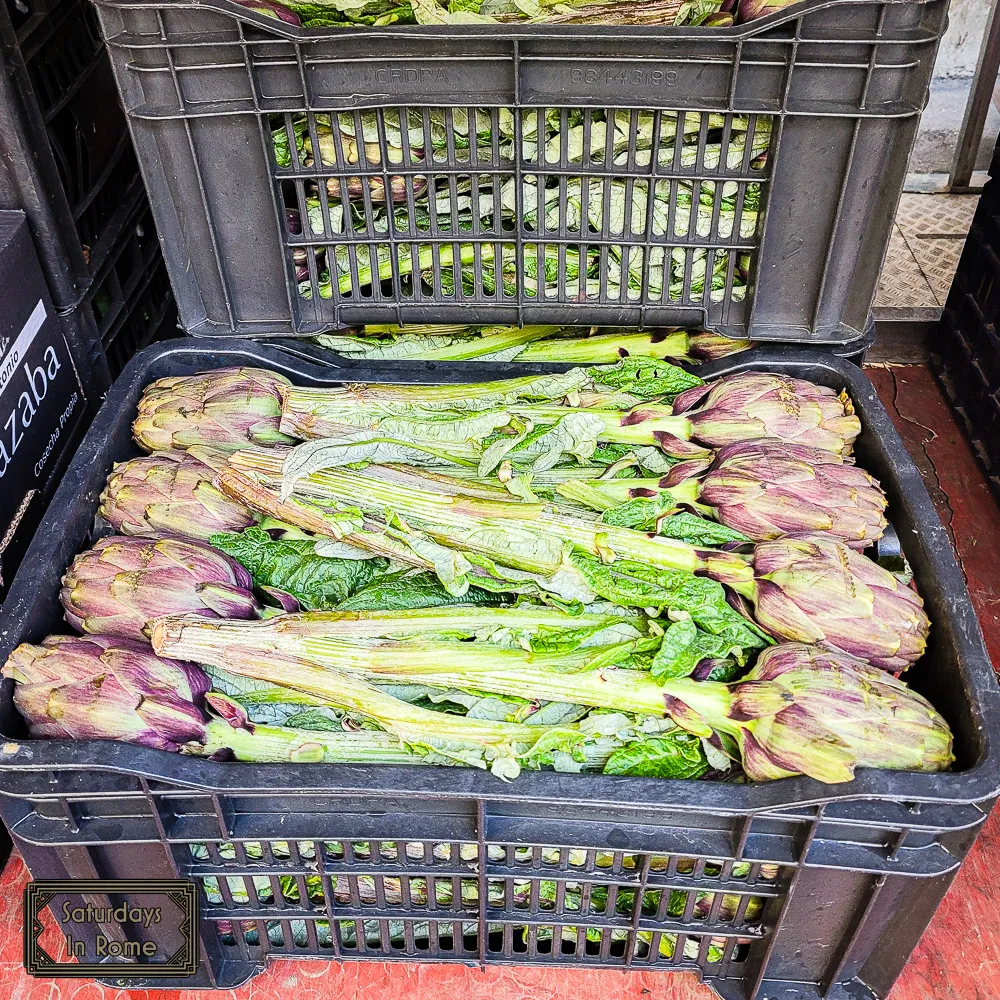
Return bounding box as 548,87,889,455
700,659,747,683
589,443,677,474
283,708,348,732
654,512,751,547
210,527,388,609
602,494,676,530
337,570,508,611
271,119,305,169
602,732,708,778
525,621,640,654
600,494,751,545
591,443,636,465
649,618,755,682
570,551,750,627
588,358,702,400
568,550,769,679
429,689,529,722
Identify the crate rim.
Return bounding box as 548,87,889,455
91,0,941,43
2,337,999,812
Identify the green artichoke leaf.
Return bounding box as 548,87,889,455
649,618,755,682
282,708,348,732
601,494,677,531
337,570,507,611
587,358,703,400
271,118,309,168
602,731,709,778
210,527,389,609
570,549,769,647
589,443,677,474
522,620,642,654
699,659,746,682
427,689,528,721
517,413,604,471
654,512,751,547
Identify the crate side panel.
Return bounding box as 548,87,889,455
89,0,947,340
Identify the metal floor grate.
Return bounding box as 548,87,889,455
877,193,981,312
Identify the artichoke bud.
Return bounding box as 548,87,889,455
727,680,793,721
728,643,954,783
687,332,751,361
100,450,257,541
61,537,261,641
205,691,253,730
690,439,887,547
133,367,294,453
2,635,210,751
748,533,929,671
197,582,263,618
671,373,861,458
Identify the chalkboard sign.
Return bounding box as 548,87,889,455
0,213,88,593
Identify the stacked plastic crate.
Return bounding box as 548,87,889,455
0,0,176,383
934,137,1000,503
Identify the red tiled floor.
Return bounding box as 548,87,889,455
0,364,996,1000
866,364,1000,665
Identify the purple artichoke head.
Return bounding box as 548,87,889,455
727,643,953,782
692,438,887,547
746,532,929,671
133,367,295,454
671,372,862,458
2,634,210,751
100,448,258,541
60,536,260,641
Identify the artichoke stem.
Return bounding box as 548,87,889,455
197,718,420,764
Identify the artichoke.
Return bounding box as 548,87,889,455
714,643,954,782
100,448,258,541
234,0,301,23
4,635,209,749
511,373,863,461
724,532,929,672
672,439,886,546
60,536,260,640
302,123,426,206
133,367,296,453
2,634,421,764
737,0,795,20
682,331,754,362
559,438,888,548
222,450,929,670
669,372,862,458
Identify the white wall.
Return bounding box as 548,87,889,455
935,0,993,79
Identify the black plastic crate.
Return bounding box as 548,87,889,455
13,0,142,250
2,0,180,385
0,0,141,315
1,339,997,997
88,0,945,344
0,0,178,392
933,136,1000,504
99,255,177,378
84,199,178,377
